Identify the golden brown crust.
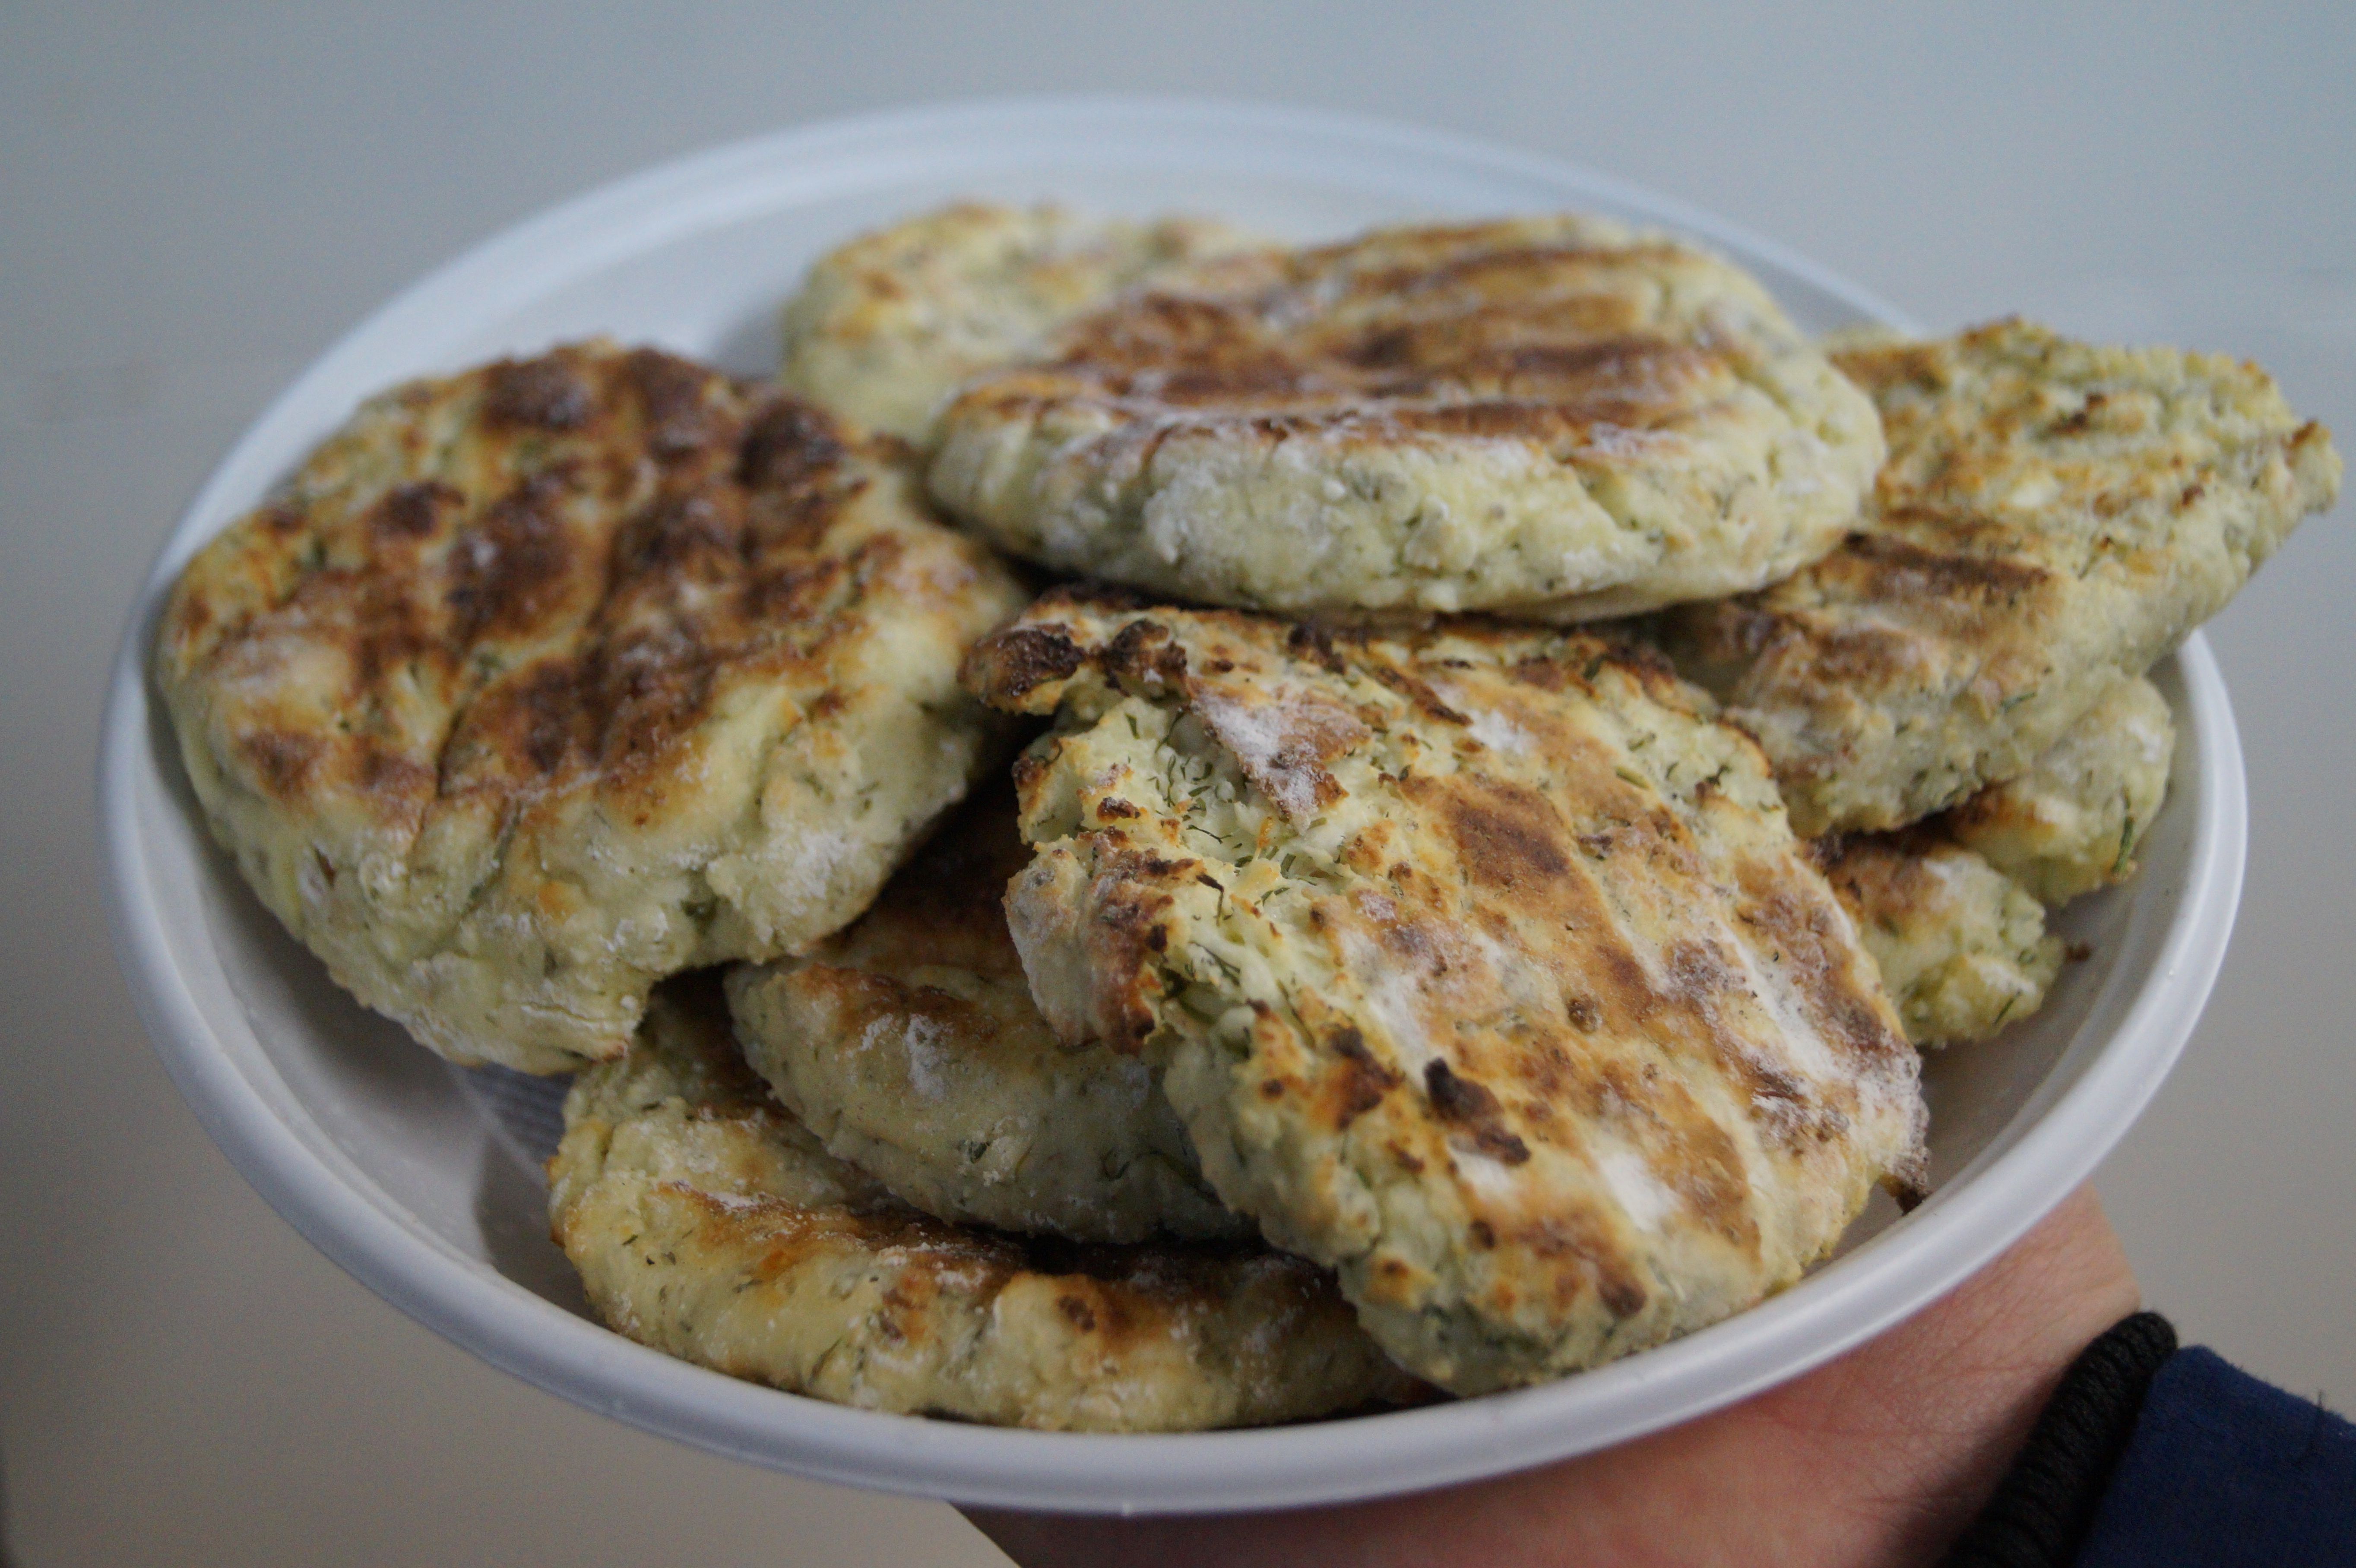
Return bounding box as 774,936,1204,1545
1814,831,2063,1046
726,785,1248,1243
549,978,1420,1431
966,591,1925,1393
779,203,1258,442
1941,673,2175,904
1660,319,2339,834
929,217,1883,618
782,779,1043,980
156,342,1029,1071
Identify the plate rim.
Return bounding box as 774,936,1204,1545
96,93,2243,1514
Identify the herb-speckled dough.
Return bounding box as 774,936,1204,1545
1663,321,2336,835
781,203,1255,443
1945,674,2174,905
155,343,1029,1072
725,785,1248,1244
965,590,1926,1395
930,216,1884,620
1815,834,2062,1047
549,978,1417,1431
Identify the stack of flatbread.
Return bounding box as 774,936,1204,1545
155,202,2338,1428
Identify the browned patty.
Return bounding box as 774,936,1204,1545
551,975,1420,1431
155,341,1028,1071
1660,319,2337,835
1813,831,2062,1046
964,588,1925,1393
726,782,1248,1242
928,216,1883,618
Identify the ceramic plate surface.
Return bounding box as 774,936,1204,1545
98,96,2244,1514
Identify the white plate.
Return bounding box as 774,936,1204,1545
96,96,2245,1514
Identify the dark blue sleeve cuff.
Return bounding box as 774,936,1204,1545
2075,1345,2356,1568
1944,1312,2179,1567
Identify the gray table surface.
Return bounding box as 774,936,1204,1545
5,5,2350,1562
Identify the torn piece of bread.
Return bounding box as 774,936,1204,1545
1815,833,2063,1046
1944,674,2174,905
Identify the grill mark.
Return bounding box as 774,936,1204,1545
345,572,435,694
1283,621,1347,675
1334,238,1693,302
626,348,728,459
485,353,596,430
505,661,582,778
1425,1061,1530,1164
745,468,864,559
1395,710,1862,1183
370,481,458,541
587,626,718,778
1055,292,1261,365
1365,663,1468,724
241,730,321,797
612,489,745,580
352,743,434,811
1327,1026,1402,1129
956,224,1784,477
740,399,848,490
1521,1208,1648,1319
1438,777,1574,891
1134,357,1320,405
748,556,848,624
1744,854,1918,1073
196,349,926,825
447,474,576,643
1836,531,2056,604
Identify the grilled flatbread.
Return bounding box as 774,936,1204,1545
930,216,1884,619
781,203,1253,442
1808,677,2173,1044
1944,674,2174,905
549,977,1416,1431
726,784,1247,1243
1662,320,2336,835
155,342,1027,1072
965,589,1925,1394
1815,834,2062,1046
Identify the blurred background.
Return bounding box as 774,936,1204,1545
3,4,2350,1562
